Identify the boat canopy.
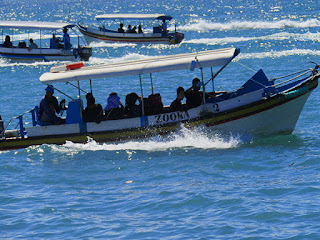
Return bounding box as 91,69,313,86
0,21,75,30
95,14,173,21
40,47,239,84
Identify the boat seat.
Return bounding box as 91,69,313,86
34,106,52,126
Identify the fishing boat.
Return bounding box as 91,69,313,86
0,21,92,62
78,14,184,45
0,47,319,151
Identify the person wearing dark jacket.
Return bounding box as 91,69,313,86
39,85,65,125
185,78,202,109
82,93,104,123
170,87,185,112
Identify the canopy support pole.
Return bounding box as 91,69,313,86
77,81,81,99
211,67,215,92
150,73,154,94
40,30,42,54
139,74,145,116
90,79,92,93
48,85,75,100
200,67,206,104
66,81,88,94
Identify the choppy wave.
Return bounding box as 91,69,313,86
179,19,320,32
184,32,320,45
53,126,240,152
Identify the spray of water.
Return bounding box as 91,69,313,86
54,126,240,152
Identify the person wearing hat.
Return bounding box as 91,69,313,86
38,85,65,125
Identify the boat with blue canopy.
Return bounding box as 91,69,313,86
0,47,319,150
0,20,92,62
78,14,184,45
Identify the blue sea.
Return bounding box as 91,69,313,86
1,0,320,238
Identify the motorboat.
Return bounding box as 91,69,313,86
78,14,184,45
0,47,319,150
0,21,92,62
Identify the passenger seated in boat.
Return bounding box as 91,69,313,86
138,25,143,34
126,25,132,33
185,78,202,109
146,93,163,115
39,85,66,125
161,19,168,36
50,33,59,49
28,38,38,51
3,35,12,48
170,87,185,112
124,92,142,118
118,23,125,33
104,92,124,120
131,26,137,33
18,41,27,48
63,28,71,50
82,93,104,123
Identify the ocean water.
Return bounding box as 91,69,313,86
1,0,320,238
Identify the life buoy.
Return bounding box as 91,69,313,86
66,62,84,70
49,62,84,73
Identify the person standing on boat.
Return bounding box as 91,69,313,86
39,85,65,125
118,23,125,33
28,38,38,51
170,87,185,112
161,19,168,36
138,25,143,34
3,35,12,48
185,78,202,109
63,28,71,50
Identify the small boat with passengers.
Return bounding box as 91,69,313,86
78,14,184,45
0,20,92,62
0,47,319,150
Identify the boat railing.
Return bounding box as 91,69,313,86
272,68,313,87
1,108,38,139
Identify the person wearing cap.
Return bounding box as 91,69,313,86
82,93,104,123
185,78,202,109
38,85,65,125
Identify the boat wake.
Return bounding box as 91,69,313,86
55,126,240,152
89,42,137,48
179,18,320,32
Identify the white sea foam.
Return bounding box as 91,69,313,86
89,42,137,48
58,126,240,152
179,19,320,32
235,49,320,60
184,32,320,45
87,53,153,65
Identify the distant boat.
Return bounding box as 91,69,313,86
0,21,92,62
78,14,184,45
0,47,319,150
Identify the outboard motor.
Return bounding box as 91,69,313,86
0,115,4,138
77,46,92,61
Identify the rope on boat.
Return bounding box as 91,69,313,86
234,61,257,72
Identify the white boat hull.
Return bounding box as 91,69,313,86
208,91,311,136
